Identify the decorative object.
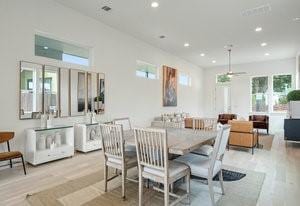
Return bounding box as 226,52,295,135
55,132,61,147
163,65,177,106
74,123,102,152
37,134,46,150
287,90,300,118
25,125,74,165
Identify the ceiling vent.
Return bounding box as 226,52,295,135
241,4,271,17
101,6,112,12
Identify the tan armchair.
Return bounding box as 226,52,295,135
228,120,258,154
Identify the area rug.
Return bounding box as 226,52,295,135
26,166,265,206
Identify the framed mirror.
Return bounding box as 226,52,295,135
70,69,86,116
59,68,70,117
87,72,98,113
20,61,43,119
44,65,59,117
97,73,105,114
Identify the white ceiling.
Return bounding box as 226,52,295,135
54,0,300,68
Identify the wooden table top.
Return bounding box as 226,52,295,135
124,128,218,155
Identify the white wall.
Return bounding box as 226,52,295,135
0,0,204,153
203,58,296,133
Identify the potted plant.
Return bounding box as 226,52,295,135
287,90,300,118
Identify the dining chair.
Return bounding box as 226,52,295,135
99,124,138,199
113,117,132,131
134,127,190,206
191,118,219,156
0,132,26,175
175,125,231,206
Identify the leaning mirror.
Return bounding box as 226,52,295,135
97,73,105,114
44,65,59,117
59,68,70,117
20,61,43,119
70,69,86,116
87,72,98,113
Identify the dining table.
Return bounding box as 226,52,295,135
124,127,218,155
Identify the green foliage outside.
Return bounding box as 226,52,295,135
287,90,300,101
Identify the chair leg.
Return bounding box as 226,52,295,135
122,167,126,200
208,178,215,206
9,159,13,168
104,165,108,192
164,182,169,206
218,171,224,195
138,169,143,206
186,173,190,204
21,156,26,175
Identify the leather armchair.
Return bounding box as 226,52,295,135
249,115,269,134
218,114,237,124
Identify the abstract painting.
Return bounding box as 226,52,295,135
163,65,177,106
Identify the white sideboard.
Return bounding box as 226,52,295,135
74,123,102,153
25,125,74,165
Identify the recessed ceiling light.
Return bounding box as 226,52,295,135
212,60,216,63
200,53,205,57
101,6,112,11
265,53,270,56
261,42,267,47
151,2,159,8
255,27,262,32
184,43,190,47
43,46,48,50
293,17,300,22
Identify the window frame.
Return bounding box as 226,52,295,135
135,60,159,80
271,73,293,113
250,75,270,114
179,72,192,87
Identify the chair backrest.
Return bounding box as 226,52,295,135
164,121,184,129
113,117,132,131
208,125,231,174
193,118,217,131
134,128,168,173
0,132,14,144
99,124,124,160
228,120,253,133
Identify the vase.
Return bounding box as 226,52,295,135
37,134,46,150
46,135,53,149
55,132,62,147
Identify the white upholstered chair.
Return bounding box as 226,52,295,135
99,124,138,199
175,125,231,206
134,127,190,206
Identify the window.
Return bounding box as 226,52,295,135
216,74,231,84
251,76,268,112
35,35,89,66
179,73,191,86
272,74,292,111
136,60,158,79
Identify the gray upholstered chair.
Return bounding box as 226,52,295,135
99,124,138,199
175,125,231,206
134,127,190,206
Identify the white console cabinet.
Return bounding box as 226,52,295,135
25,125,74,165
74,123,102,152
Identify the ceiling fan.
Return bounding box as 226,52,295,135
224,45,247,78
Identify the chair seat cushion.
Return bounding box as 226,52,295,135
107,151,137,168
0,151,22,161
192,145,213,156
175,153,221,178
143,161,189,179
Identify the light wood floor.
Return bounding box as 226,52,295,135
0,132,299,206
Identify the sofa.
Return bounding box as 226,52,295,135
218,114,237,124
228,120,258,154
249,115,269,134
